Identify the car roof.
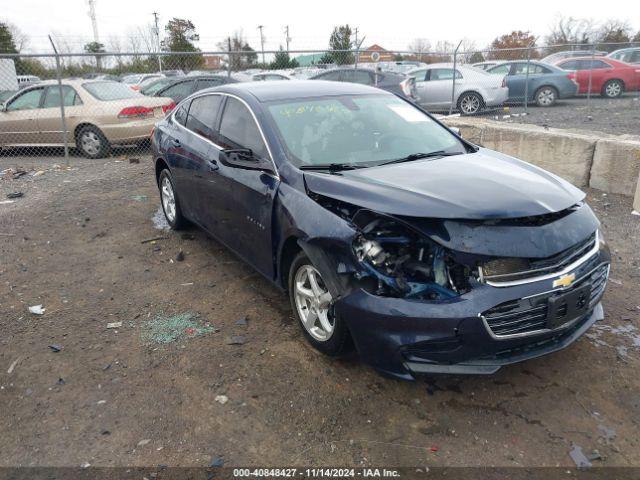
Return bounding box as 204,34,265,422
211,80,388,102
557,56,620,65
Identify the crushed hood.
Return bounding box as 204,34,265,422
304,149,585,220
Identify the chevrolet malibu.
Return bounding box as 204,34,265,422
151,81,610,379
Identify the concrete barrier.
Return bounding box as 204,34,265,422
442,117,640,203
590,138,640,195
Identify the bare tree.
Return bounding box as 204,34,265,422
546,16,596,47
407,38,431,61
4,20,29,51
596,19,632,50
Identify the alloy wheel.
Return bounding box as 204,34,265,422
80,131,102,156
605,81,622,98
293,264,334,342
460,94,481,114
161,176,176,223
537,88,556,106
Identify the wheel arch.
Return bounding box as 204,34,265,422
155,157,170,186
278,234,304,289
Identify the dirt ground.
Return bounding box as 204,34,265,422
478,94,640,136
1,154,640,469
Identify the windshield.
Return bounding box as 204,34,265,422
140,78,175,95
82,81,142,101
266,94,465,167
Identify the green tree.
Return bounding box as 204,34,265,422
218,33,258,70
468,51,485,63
164,18,203,71
84,41,106,69
326,25,354,65
0,22,25,73
269,46,299,69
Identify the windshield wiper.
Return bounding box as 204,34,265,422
378,151,464,166
299,163,365,172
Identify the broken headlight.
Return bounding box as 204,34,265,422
352,212,472,300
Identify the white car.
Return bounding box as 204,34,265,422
407,63,508,115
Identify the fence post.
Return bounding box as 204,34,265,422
227,37,232,78
48,35,69,167
523,40,536,115
586,44,595,114
449,40,463,116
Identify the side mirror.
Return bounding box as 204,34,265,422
449,126,461,137
220,148,274,173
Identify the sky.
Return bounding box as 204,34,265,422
2,0,638,54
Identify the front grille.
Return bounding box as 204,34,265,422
482,232,597,284
482,263,609,337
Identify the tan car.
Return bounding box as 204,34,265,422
0,79,174,158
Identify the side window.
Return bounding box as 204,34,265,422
316,71,342,81
429,69,461,81
195,78,223,90
173,101,190,126
218,97,269,159
512,63,546,75
488,64,511,75
266,74,288,80
6,88,44,111
184,95,223,141
631,50,640,63
42,86,82,108
410,69,428,82
344,70,373,85
591,60,611,69
559,60,578,70
162,81,195,99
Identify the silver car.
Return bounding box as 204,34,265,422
407,64,508,115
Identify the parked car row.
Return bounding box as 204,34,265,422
0,79,174,157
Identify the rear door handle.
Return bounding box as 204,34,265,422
171,139,181,147
208,159,219,171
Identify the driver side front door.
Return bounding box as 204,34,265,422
0,87,44,145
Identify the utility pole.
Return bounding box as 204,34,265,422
284,25,290,54
87,0,100,43
86,0,101,69
257,25,265,64
354,27,359,67
152,12,163,72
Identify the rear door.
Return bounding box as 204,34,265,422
0,87,44,145
37,85,84,144
420,68,460,108
212,95,278,278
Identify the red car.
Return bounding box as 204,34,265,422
555,57,640,98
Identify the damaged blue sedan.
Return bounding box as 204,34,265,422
151,80,610,380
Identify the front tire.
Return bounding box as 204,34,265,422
288,252,352,356
534,86,558,107
158,169,186,230
76,125,110,159
602,79,623,98
457,92,483,115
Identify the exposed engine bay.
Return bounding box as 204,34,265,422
309,193,475,301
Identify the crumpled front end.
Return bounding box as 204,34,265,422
298,189,610,380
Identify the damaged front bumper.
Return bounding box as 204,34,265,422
334,249,610,380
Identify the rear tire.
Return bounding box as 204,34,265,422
602,79,623,98
288,251,352,356
534,86,558,107
457,92,484,115
76,125,110,159
158,169,187,230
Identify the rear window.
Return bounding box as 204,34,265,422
82,82,141,101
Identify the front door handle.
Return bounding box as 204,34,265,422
208,159,219,171
171,139,181,147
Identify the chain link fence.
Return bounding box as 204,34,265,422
1,40,639,161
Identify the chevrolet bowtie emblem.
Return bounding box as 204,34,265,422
553,273,576,288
